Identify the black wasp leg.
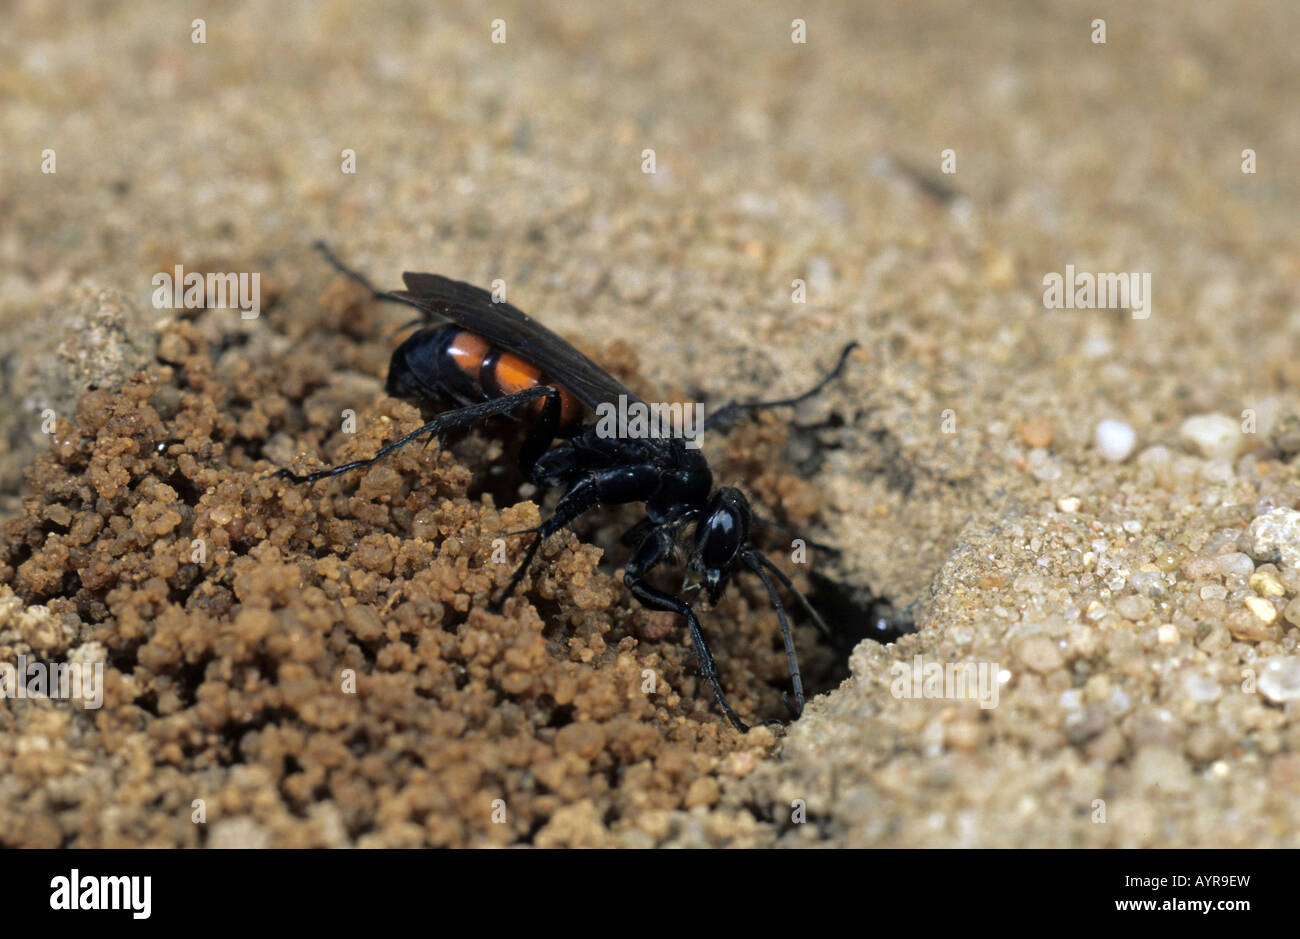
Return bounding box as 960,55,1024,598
753,553,832,641
490,533,545,614
742,550,805,719
492,463,662,611
625,527,749,732
517,389,563,478
619,517,656,548
704,341,858,431
275,386,559,484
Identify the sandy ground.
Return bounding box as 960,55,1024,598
1,0,1299,846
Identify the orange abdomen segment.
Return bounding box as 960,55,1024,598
445,330,492,383
496,352,583,427
492,351,543,395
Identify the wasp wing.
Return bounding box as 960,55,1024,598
394,272,646,410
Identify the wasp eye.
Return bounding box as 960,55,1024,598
696,506,740,569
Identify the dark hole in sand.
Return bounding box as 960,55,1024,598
796,570,915,699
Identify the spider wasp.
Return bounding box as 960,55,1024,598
277,243,857,730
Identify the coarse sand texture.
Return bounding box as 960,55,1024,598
1,1,1299,846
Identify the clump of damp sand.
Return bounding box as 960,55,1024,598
0,271,853,848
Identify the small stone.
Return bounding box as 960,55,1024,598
1186,725,1224,761
1094,419,1137,462
1080,331,1113,358
1258,657,1300,702
554,722,607,759
208,817,270,849
1157,624,1179,644
1182,554,1220,579
684,776,720,808
1284,596,1300,628
807,256,834,296
1245,596,1278,624
1241,508,1300,567
984,251,1015,288
1017,636,1064,673
1106,687,1132,716
1179,413,1243,461
1057,496,1081,513
1153,545,1186,574
1030,453,1062,481
1131,747,1193,795
1065,701,1107,744
157,330,191,363
1086,726,1125,764
727,751,758,777
945,719,981,750
1130,568,1168,596
1181,672,1221,703
1270,412,1300,459
1250,570,1286,596
1215,553,1254,577
1137,444,1173,477
1228,609,1273,642
1019,417,1055,448
1115,595,1152,621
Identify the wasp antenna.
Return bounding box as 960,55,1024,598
742,549,805,719
755,551,833,641
750,512,842,556
314,241,430,318
314,241,380,291
387,315,428,338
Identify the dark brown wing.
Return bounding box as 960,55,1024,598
395,272,646,410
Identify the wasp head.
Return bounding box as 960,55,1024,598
692,486,752,604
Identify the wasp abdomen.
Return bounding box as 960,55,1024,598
387,325,583,431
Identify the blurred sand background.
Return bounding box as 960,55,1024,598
1,0,1299,846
